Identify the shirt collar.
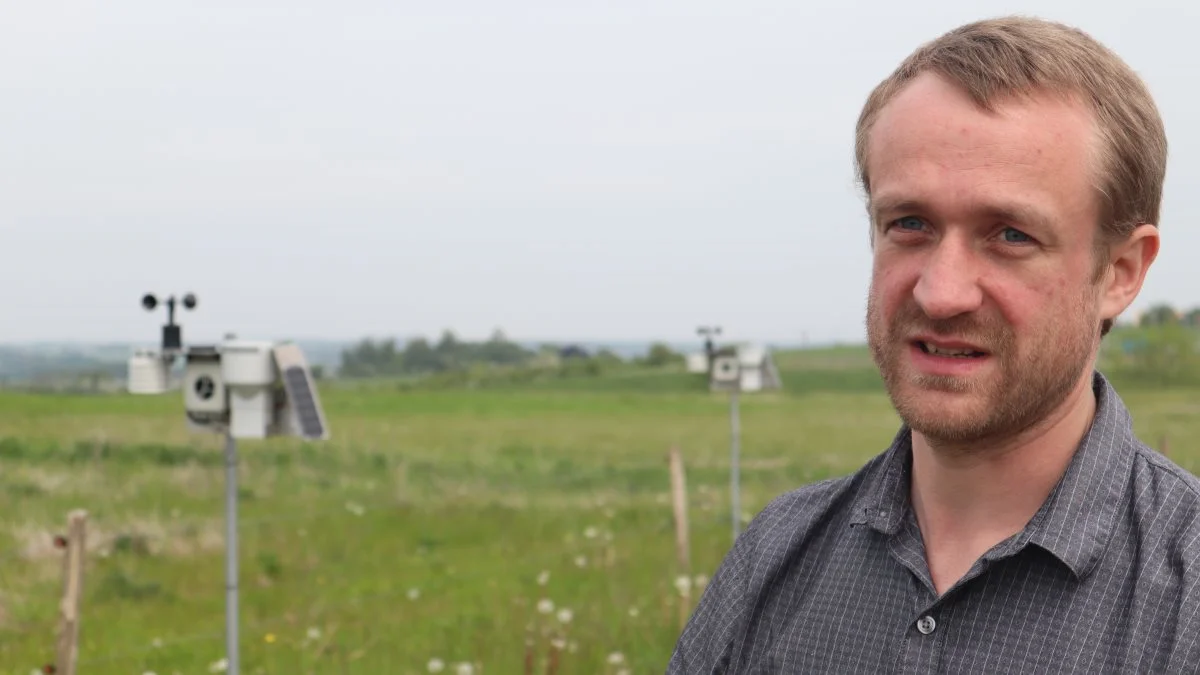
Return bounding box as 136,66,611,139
850,370,1136,581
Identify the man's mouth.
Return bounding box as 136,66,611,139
914,340,988,358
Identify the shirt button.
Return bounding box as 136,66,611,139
916,615,937,635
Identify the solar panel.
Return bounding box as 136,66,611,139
271,343,330,440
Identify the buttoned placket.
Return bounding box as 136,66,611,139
886,512,947,673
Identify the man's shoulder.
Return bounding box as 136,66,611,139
1129,440,1200,538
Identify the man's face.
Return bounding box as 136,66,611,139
864,73,1105,447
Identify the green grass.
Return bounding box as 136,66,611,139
0,354,1197,674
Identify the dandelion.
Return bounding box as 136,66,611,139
537,598,555,614
454,663,474,675
427,658,445,673
537,570,550,586
674,575,693,596
575,555,587,568
608,652,626,666
584,526,599,539
264,633,276,643
408,587,421,600
556,608,573,624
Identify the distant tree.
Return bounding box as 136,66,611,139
645,342,683,367
435,330,459,355
1183,308,1200,328
401,338,443,373
594,348,623,365
338,338,402,377
1140,304,1179,327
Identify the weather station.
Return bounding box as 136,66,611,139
694,326,783,542
129,292,329,675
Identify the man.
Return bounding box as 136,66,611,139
668,16,1200,674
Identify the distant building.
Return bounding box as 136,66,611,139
558,345,590,360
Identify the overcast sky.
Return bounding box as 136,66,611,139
3,0,1198,346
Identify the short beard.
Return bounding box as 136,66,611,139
866,288,1097,452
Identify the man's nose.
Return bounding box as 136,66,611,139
912,239,984,320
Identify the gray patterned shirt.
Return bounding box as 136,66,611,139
668,371,1200,673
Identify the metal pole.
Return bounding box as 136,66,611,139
730,389,741,541
224,429,239,675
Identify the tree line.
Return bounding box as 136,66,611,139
1136,304,1200,327
337,330,684,378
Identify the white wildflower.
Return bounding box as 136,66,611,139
537,570,550,586
209,659,229,673
608,652,626,665
427,658,445,673
556,607,573,624
455,663,474,675
674,575,693,596
575,555,587,568
345,502,366,516
550,637,566,650
306,626,321,640
584,526,598,539
628,606,640,618
537,598,555,614
408,587,421,600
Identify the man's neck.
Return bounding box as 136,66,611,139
909,373,1098,595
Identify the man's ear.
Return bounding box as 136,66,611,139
1099,224,1160,322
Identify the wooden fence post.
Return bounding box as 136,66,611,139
55,509,87,675
667,447,693,632
668,447,691,574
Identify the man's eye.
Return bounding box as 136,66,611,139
892,216,925,231
1001,227,1032,243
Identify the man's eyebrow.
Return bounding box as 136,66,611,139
869,195,1053,229
977,203,1054,230
869,195,923,222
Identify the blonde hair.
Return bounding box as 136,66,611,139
854,16,1167,335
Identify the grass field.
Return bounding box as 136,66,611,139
0,348,1197,674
